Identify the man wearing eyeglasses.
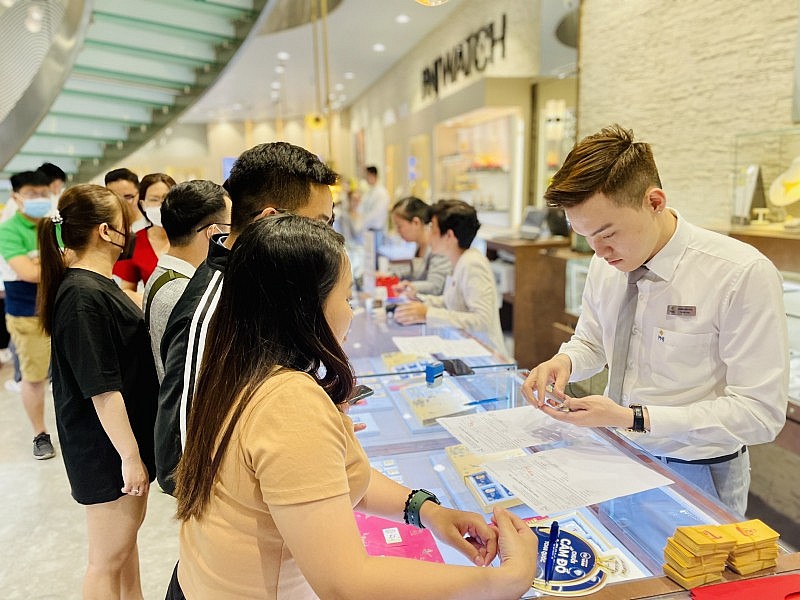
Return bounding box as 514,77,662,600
155,142,337,495
104,168,143,230
142,180,232,383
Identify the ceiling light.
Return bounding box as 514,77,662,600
231,103,243,111
372,43,386,52
415,0,449,5
276,51,290,61
275,65,285,74
334,83,344,91
270,81,281,90
344,72,355,80
396,14,410,24
0,0,18,8
25,4,44,33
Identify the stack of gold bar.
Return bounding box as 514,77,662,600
719,519,780,575
663,525,737,588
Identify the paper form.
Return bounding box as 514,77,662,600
485,445,674,515
392,335,492,357
437,406,572,454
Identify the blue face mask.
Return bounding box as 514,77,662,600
22,198,52,219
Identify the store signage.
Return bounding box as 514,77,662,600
421,14,507,99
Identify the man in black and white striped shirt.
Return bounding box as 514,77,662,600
155,142,337,494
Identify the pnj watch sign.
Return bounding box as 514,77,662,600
421,14,507,99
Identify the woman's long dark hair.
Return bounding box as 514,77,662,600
175,214,354,521
37,184,128,335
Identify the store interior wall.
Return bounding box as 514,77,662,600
578,0,799,231
98,112,353,184
349,0,541,192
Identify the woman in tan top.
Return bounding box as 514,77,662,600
169,214,537,600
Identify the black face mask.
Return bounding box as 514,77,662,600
108,226,136,261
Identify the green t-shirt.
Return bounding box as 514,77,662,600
0,212,39,316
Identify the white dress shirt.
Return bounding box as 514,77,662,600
421,248,507,356
358,183,390,234
561,210,788,460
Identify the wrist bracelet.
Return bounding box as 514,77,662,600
403,488,441,529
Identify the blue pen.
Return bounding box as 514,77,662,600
463,396,505,406
545,521,559,586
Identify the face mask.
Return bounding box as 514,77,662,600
22,198,52,219
108,226,136,261
144,206,162,228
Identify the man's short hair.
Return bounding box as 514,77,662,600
37,162,66,183
366,165,378,178
161,180,229,246
10,170,51,192
431,199,480,249
104,167,139,187
227,142,337,232
544,124,662,209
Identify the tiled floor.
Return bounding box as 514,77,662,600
0,362,178,599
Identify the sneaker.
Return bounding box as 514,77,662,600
4,380,21,393
33,432,55,460
0,348,12,363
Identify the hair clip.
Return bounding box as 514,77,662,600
50,209,63,224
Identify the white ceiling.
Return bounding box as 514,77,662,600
181,0,465,123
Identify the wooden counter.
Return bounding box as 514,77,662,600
728,225,800,272
485,236,571,369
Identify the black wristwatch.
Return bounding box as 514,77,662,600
627,404,646,433
403,489,441,529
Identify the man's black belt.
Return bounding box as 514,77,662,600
657,446,747,465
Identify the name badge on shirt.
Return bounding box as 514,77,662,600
667,305,696,317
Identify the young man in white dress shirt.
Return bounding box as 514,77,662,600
522,124,788,516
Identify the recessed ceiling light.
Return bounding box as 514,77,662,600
395,14,410,24
231,103,243,110
339,94,347,102
270,81,281,90
344,72,355,80
415,0,449,5
275,65,285,74
334,83,344,91
276,51,290,61
372,43,386,52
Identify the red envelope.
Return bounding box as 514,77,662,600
690,574,800,600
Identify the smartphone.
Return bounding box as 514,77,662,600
347,384,375,405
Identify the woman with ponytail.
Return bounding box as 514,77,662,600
388,196,451,296
38,184,158,600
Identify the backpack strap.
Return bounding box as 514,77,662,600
145,269,189,328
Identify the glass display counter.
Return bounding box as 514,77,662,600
348,366,798,598
352,368,516,457
343,305,516,379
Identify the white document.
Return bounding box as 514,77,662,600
437,406,567,454
484,445,674,515
392,335,492,357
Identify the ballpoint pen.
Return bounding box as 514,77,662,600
463,396,506,406
544,521,560,587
